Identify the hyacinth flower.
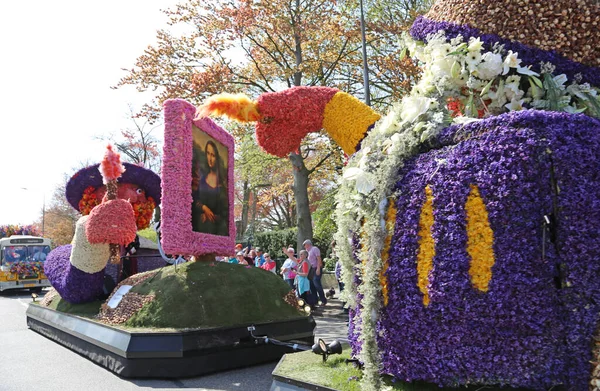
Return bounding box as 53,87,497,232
196,87,380,157
86,145,137,262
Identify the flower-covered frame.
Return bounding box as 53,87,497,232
161,99,235,256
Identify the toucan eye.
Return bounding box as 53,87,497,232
136,188,144,195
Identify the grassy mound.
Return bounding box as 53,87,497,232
42,261,304,330
46,296,104,317
125,261,303,329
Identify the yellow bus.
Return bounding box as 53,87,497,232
0,235,51,292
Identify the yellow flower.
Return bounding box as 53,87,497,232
323,91,381,155
417,186,435,306
466,185,495,292
380,199,397,307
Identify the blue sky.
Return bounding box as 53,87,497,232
0,0,179,225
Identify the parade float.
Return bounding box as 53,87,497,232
198,0,600,389
25,101,314,378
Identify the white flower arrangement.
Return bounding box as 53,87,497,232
70,216,111,274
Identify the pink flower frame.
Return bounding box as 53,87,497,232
161,99,235,256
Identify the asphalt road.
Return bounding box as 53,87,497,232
0,289,348,391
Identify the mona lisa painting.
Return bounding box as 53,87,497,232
160,99,235,256
191,132,229,236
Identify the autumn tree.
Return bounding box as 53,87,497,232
101,105,162,172
116,0,428,248
39,174,80,246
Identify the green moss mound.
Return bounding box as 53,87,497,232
125,261,303,329
45,297,104,316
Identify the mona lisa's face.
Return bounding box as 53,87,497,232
206,144,217,170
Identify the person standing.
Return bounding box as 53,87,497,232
254,247,265,267
280,247,298,289
303,239,327,305
296,250,316,309
260,253,277,273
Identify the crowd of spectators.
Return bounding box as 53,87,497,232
218,239,333,310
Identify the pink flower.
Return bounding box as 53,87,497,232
100,145,125,182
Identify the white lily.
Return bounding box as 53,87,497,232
505,97,527,111
504,75,524,100
517,65,539,76
343,167,376,195
502,50,522,75
468,37,484,52
400,96,436,123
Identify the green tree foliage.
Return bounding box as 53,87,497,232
254,228,297,261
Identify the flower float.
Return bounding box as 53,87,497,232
44,146,160,304
0,224,40,238
199,1,600,389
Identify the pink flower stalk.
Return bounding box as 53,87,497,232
100,145,125,184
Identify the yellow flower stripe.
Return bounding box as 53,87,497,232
323,91,381,155
416,186,435,306
380,199,397,307
466,185,496,292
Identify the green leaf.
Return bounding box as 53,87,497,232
413,121,426,133
530,75,543,89
451,61,461,79
399,47,407,61
447,43,467,56
543,73,561,111
465,93,476,117
480,78,495,96
583,92,600,117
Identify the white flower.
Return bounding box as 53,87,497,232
516,65,539,76
468,37,484,53
477,52,503,79
450,35,464,46
430,56,454,78
357,147,370,170
343,167,376,195
465,51,482,72
378,111,402,136
502,50,522,75
414,71,437,94
487,80,508,108
452,116,480,125
466,76,485,91
400,96,436,123
504,75,524,100
505,97,527,111
454,70,469,87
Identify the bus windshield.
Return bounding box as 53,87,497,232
2,245,51,264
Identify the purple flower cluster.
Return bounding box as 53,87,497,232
410,16,600,88
360,110,600,389
44,245,105,304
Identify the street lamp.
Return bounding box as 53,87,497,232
359,0,371,106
